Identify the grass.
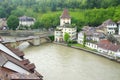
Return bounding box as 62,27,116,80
71,43,96,51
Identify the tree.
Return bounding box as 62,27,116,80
83,33,86,47
0,7,6,18
7,15,19,30
64,32,70,43
33,21,41,29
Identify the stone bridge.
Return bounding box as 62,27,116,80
2,35,51,48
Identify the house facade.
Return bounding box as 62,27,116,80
77,32,84,44
62,26,77,40
97,19,117,35
117,21,120,35
54,30,63,42
77,31,98,50
19,16,35,27
0,18,7,30
54,9,77,42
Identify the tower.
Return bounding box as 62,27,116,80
60,9,71,26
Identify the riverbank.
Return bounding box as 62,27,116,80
53,42,120,63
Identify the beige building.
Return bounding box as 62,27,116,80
0,18,7,30
54,9,77,42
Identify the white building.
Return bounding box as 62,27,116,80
19,16,35,27
54,29,63,42
92,32,105,42
117,21,120,35
62,24,77,40
77,31,98,50
97,19,117,35
0,18,7,30
54,9,77,42
77,32,84,44
86,42,98,50
106,21,117,34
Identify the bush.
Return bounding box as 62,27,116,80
49,35,54,41
68,40,77,44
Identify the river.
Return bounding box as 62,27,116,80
24,43,120,80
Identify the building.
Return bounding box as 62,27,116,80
78,26,105,44
77,26,106,50
97,19,117,35
77,31,98,50
97,40,120,56
0,43,43,80
0,18,7,30
54,9,77,42
92,32,106,42
77,32,84,44
117,21,120,35
19,16,35,27
54,29,63,42
60,9,71,26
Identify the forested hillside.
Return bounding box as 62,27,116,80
0,0,120,31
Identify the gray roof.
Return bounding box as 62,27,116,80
82,26,96,31
103,19,116,25
97,19,116,29
19,16,35,21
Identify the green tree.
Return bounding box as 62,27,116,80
0,7,6,18
33,21,41,29
7,15,19,30
64,32,70,43
49,35,54,41
83,33,86,47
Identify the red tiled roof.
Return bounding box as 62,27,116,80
21,59,30,65
9,73,41,80
0,44,43,80
99,40,111,44
6,45,24,57
25,63,36,72
0,51,31,72
60,8,70,19
98,40,120,52
0,67,42,80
